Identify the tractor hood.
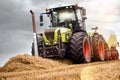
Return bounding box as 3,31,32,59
42,27,72,45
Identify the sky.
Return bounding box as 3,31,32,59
0,0,120,66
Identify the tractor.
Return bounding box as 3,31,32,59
30,4,119,63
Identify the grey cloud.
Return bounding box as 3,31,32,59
0,0,33,66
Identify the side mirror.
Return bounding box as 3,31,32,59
82,9,86,16
40,14,43,22
40,14,43,26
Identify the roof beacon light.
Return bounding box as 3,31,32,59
45,8,48,11
74,3,78,7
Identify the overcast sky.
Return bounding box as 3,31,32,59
0,0,120,66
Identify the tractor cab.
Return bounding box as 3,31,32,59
40,4,87,32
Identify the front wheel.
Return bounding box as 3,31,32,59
70,32,91,63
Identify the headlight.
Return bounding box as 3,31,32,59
54,41,57,44
45,42,49,45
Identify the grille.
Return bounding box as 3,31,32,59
45,29,55,43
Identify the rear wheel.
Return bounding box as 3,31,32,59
99,35,109,49
92,33,105,61
70,32,91,63
99,35,111,60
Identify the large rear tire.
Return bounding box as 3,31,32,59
70,32,91,63
92,33,105,61
99,35,111,60
99,35,109,49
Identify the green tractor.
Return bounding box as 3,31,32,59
30,4,118,63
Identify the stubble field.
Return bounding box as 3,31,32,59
0,54,120,80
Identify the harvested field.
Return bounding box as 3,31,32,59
81,61,120,80
0,54,120,80
0,54,70,72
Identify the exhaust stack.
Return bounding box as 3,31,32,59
30,10,38,56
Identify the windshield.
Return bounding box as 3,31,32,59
58,9,75,21
51,9,76,27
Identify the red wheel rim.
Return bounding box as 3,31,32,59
84,39,90,60
99,42,104,60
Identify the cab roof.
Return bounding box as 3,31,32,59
47,5,83,11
